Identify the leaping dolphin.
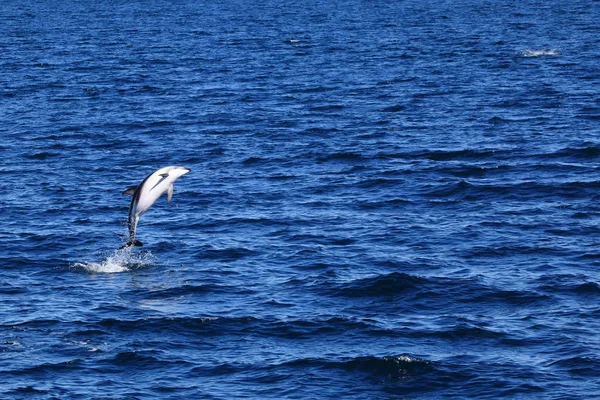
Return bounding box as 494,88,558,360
120,166,191,249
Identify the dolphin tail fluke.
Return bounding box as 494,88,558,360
119,239,143,250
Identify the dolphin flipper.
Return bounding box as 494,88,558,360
167,184,174,203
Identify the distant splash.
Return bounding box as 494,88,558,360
71,248,154,273
521,48,559,57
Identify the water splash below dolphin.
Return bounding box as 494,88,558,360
72,248,155,273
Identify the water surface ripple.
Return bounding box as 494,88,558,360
1,0,600,398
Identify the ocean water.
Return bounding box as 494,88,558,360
2,0,600,398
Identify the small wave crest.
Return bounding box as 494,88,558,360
521,48,559,57
71,248,154,273
284,354,433,380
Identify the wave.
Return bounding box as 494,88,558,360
421,149,498,161
317,152,366,163
9,360,84,376
376,148,500,162
84,315,381,340
331,272,428,297
548,356,600,377
255,316,378,339
142,283,257,299
23,152,60,160
4,387,50,396
380,104,406,113
94,316,258,335
521,49,559,57
325,272,550,309
198,246,258,261
422,179,600,202
546,144,600,160
536,274,600,296
374,144,600,166
103,350,193,369
282,354,433,380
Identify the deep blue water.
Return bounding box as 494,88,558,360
2,0,600,398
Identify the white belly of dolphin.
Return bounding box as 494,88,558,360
121,166,191,249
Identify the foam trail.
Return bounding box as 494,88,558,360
72,248,154,273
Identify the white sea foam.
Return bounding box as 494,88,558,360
72,248,154,273
522,49,559,57
386,355,430,364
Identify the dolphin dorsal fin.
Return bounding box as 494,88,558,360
122,186,138,196
167,184,174,203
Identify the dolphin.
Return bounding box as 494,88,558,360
120,166,191,249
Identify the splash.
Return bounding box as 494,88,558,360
71,248,154,273
522,48,559,57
